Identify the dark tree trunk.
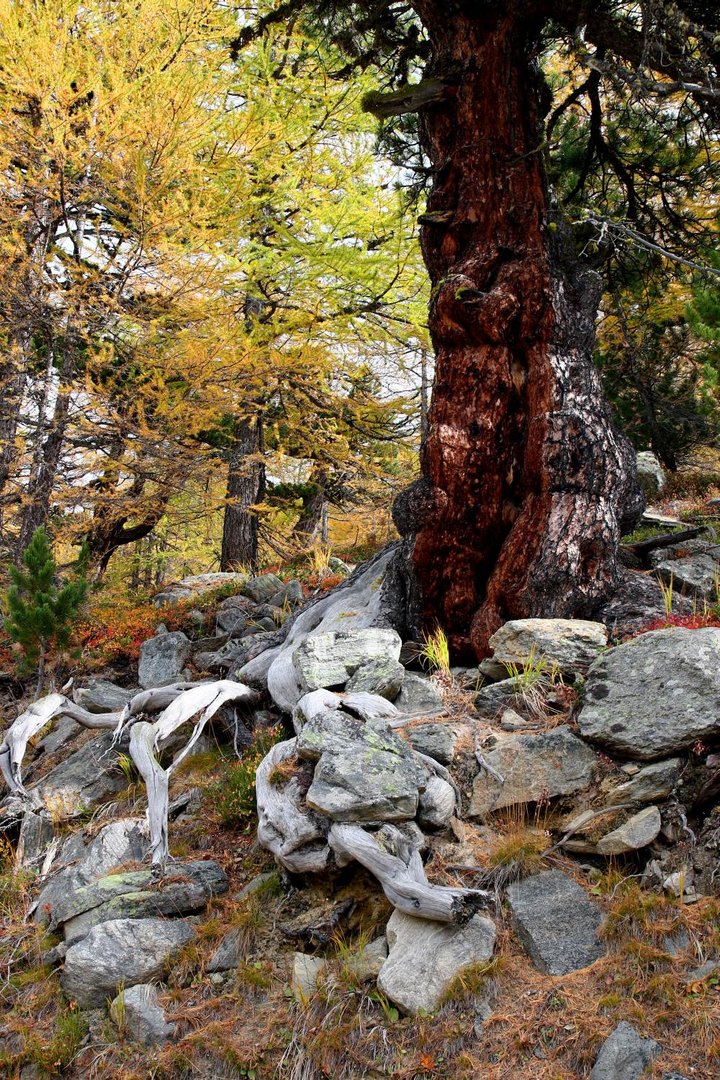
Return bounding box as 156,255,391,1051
292,465,328,546
220,416,265,571
394,5,643,657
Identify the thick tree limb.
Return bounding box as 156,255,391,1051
329,823,490,923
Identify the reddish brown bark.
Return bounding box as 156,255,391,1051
393,6,642,657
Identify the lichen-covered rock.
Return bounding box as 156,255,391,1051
470,727,597,817
293,629,402,693
297,707,427,822
579,628,720,759
377,910,496,1015
138,631,191,689
345,658,405,700
488,618,608,675
110,983,176,1046
400,720,458,765
636,451,665,498
61,917,196,1008
506,870,605,975
54,860,228,945
596,806,662,855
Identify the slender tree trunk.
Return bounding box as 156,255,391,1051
393,6,642,657
0,345,26,536
18,343,73,552
220,416,266,571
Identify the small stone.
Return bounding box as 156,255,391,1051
207,928,243,973
241,573,285,604
499,708,528,731
506,870,605,975
377,910,496,1015
417,776,456,829
110,983,175,1046
344,937,388,981
292,954,327,1001
596,806,662,855
590,1021,660,1079
636,451,665,497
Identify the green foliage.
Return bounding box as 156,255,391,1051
209,727,284,827
3,528,89,687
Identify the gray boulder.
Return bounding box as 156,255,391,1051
61,917,196,1008
241,573,285,604
590,1021,660,1079
394,673,444,714
31,731,127,817
345,658,405,700
417,775,456,829
506,870,605,975
636,451,666,498
214,595,254,636
470,726,597,817
73,680,136,714
297,707,428,821
596,806,662,855
654,551,720,599
579,628,720,759
401,720,458,765
377,910,496,1015
606,759,681,805
15,809,54,869
138,631,191,689
488,618,608,675
293,629,403,693
34,818,148,925
110,983,175,1046
207,928,244,973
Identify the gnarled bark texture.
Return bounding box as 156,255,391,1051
220,415,265,572
394,5,642,657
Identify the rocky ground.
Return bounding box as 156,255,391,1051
1,547,720,1079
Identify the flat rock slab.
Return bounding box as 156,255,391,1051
293,629,402,693
378,909,496,1015
399,719,458,765
506,869,605,975
606,759,681,806
138,631,191,689
394,673,444,714
470,726,597,817
153,572,246,606
297,708,427,822
110,983,175,1046
54,860,228,944
579,628,720,760
590,1021,660,1079
34,818,148,925
61,917,196,1008
596,806,662,855
488,618,608,675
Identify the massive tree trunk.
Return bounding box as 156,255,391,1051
393,5,642,658
220,415,266,572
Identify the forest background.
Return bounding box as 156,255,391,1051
1,0,720,674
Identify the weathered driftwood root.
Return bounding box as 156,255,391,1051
329,823,490,923
255,739,331,874
1,680,256,870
